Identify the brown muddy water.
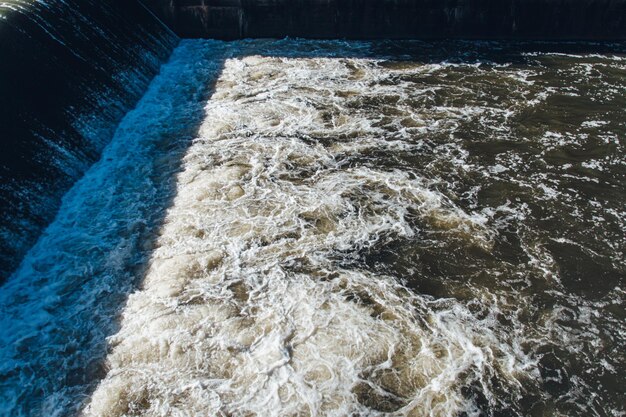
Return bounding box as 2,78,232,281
1,40,625,417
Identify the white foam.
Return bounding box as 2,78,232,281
84,54,531,417
0,40,231,417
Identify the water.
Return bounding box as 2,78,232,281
1,39,625,416
0,0,177,279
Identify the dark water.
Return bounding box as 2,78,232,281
0,0,177,280
1,40,625,416
349,41,626,416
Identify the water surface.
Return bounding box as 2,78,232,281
2,39,625,417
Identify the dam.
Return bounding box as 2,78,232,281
1,1,625,416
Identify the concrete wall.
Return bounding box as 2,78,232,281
142,0,626,39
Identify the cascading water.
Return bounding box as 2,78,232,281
1,39,625,416
0,0,178,279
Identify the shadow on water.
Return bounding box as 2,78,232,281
236,38,626,64
0,40,228,417
0,0,177,281
1,38,625,416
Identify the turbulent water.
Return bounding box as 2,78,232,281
1,39,625,416
0,0,177,279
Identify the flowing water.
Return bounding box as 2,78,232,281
1,39,625,416
0,0,177,279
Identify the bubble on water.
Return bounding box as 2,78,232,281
84,55,533,417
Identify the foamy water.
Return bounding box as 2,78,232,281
2,40,625,416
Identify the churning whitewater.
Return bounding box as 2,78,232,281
84,54,527,417
2,39,625,417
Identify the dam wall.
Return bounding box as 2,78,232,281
0,1,178,280
142,0,626,40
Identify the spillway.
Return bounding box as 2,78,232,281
2,38,625,416
0,0,177,279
